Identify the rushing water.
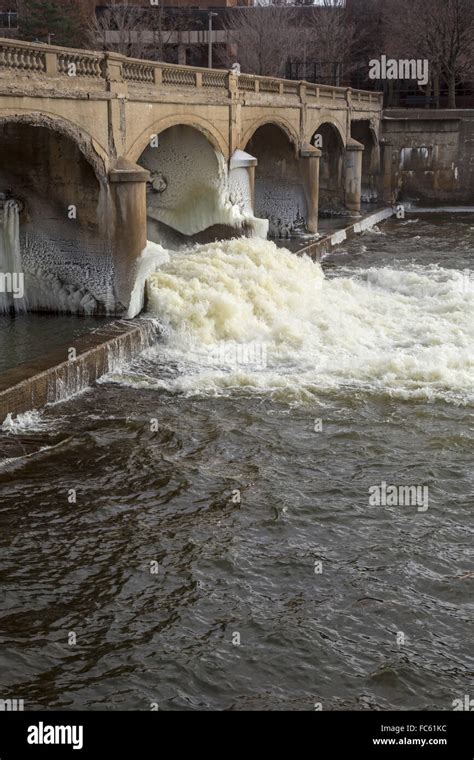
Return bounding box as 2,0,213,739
0,213,472,711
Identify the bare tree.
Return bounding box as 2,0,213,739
383,0,474,108
438,0,474,108
347,0,387,64
89,1,146,57
223,0,358,84
222,4,304,78
88,0,179,61
303,0,358,85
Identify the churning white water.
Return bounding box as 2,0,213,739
140,237,474,403
0,200,26,314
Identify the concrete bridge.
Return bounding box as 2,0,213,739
0,38,384,314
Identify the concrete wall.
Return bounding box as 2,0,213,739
383,110,474,204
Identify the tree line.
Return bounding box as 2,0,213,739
9,0,474,108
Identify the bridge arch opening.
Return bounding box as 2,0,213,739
137,124,253,248
245,123,307,237
0,119,113,314
311,123,345,216
351,120,379,203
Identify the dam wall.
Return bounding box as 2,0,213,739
382,110,474,204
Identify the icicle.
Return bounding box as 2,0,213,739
0,200,26,314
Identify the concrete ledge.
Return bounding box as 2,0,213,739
0,319,158,422
296,207,394,260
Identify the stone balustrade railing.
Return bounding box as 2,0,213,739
0,37,383,106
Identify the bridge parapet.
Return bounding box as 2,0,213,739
0,37,383,110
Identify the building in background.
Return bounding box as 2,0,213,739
0,0,18,36
92,0,253,66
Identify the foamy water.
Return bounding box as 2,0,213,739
1,410,49,434
134,238,474,403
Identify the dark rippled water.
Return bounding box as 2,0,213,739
0,314,109,374
0,213,472,711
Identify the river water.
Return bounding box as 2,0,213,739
0,213,472,710
0,314,109,374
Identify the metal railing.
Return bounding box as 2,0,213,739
0,37,383,107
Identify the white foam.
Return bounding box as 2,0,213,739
2,410,49,433
143,237,474,403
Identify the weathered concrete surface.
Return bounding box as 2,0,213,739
0,319,158,422
109,158,150,310
382,109,474,204
344,138,364,213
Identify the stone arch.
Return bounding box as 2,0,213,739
0,114,113,314
244,122,307,237
351,119,380,203
240,116,300,155
127,113,228,165
306,115,346,150
136,121,245,247
0,111,107,180
309,121,346,214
